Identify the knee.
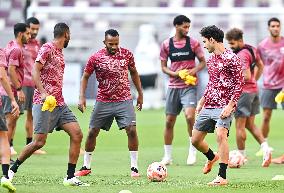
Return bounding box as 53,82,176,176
33,139,46,149
88,129,99,139
165,118,175,129
72,129,83,143
126,126,137,139
191,137,199,147
185,114,195,122
216,132,228,144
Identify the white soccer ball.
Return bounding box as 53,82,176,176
147,162,168,182
228,150,246,168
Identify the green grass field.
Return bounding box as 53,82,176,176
8,106,284,193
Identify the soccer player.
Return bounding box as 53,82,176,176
192,25,244,185
0,23,30,157
21,17,46,155
0,47,20,192
256,17,284,156
75,29,143,178
8,23,89,187
160,15,206,165
225,28,271,167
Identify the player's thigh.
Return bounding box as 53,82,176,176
165,88,183,115
114,100,136,130
89,101,114,131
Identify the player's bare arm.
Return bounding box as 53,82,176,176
254,58,264,81
161,60,179,78
196,96,205,114
220,100,236,119
32,61,48,100
78,72,91,113
188,56,206,75
8,65,25,103
129,65,143,111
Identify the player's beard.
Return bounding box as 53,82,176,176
31,33,37,39
107,47,116,55
64,39,69,48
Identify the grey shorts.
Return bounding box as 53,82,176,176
260,88,283,109
235,92,260,117
22,86,34,111
1,95,24,115
32,104,77,134
165,87,197,115
0,116,7,131
194,108,233,134
89,100,136,131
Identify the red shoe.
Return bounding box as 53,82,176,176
203,154,219,174
74,166,91,177
208,176,228,186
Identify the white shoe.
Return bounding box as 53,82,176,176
262,150,272,167
160,157,172,165
187,148,197,165
10,147,17,156
8,170,15,181
63,176,90,187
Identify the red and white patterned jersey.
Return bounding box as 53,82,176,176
33,42,65,106
23,38,40,87
0,48,8,106
203,49,244,108
0,40,24,96
84,47,135,102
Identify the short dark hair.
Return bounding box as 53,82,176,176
53,23,69,38
200,25,224,43
14,23,29,37
268,17,280,26
173,15,191,26
105,29,119,37
26,17,40,26
225,28,243,41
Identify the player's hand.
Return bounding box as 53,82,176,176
40,92,49,102
17,90,25,103
136,94,143,111
10,99,20,118
78,96,86,113
187,68,198,76
220,103,234,119
196,97,205,114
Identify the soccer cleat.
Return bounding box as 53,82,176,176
203,154,219,174
160,157,173,165
207,176,228,186
33,149,47,155
74,166,91,177
10,147,17,156
63,176,90,187
8,170,15,181
130,167,140,178
1,176,16,192
256,147,274,157
187,148,197,165
271,155,284,164
262,150,272,167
